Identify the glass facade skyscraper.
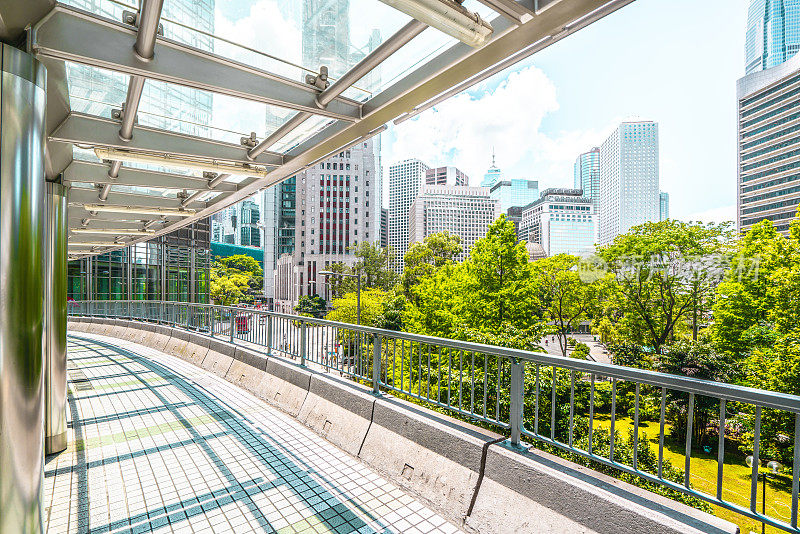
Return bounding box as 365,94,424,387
389,159,430,271
489,178,539,214
574,147,600,213
599,121,660,244
737,50,800,234
745,0,800,74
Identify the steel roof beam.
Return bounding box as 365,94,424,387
101,0,164,200
69,187,207,210
65,160,238,192
50,113,283,168
31,5,363,122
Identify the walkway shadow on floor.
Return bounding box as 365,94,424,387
66,335,397,534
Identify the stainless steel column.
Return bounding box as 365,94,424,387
0,44,47,533
44,182,67,455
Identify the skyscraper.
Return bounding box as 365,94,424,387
745,0,800,75
659,191,670,221
736,50,800,234
389,159,430,271
480,152,502,187
212,200,261,247
489,178,539,214
574,147,601,214
599,121,660,244
409,185,500,263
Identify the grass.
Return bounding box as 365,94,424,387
594,416,794,534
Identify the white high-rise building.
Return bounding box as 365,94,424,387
599,121,660,244
409,185,500,263
389,159,430,271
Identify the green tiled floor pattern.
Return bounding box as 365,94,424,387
43,333,462,534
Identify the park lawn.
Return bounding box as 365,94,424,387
594,416,793,534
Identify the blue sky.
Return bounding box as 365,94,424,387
384,0,750,222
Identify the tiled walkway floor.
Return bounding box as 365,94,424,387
44,333,462,534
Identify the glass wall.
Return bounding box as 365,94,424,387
68,219,211,303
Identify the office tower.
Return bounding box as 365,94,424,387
211,200,262,247
598,121,660,244
520,189,597,257
263,0,382,309
290,142,379,297
489,178,539,214
426,166,469,186
659,192,670,221
745,0,800,75
389,159,430,271
480,152,502,187
737,51,800,234
380,208,389,249
574,147,601,213
409,185,500,263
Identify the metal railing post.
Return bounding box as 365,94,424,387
300,320,307,366
210,306,215,337
510,358,525,447
229,309,235,343
372,334,382,395
266,315,273,356
185,304,190,330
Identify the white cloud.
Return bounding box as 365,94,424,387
384,66,624,190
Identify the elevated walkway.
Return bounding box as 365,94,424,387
61,318,739,534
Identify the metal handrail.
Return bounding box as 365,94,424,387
68,299,800,533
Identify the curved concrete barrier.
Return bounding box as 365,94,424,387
254,357,311,417
225,346,267,394
297,374,375,456
201,338,235,378
466,443,736,534
144,324,172,353
171,329,209,367
359,397,500,525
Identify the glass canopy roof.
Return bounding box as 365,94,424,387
34,0,631,257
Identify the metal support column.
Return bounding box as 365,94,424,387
0,44,47,533
44,182,68,455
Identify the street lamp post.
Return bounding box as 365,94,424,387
318,268,362,325
746,455,781,534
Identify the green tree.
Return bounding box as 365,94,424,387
214,254,264,295
295,295,327,318
351,242,398,290
402,231,462,299
530,254,598,356
597,220,731,354
464,215,537,330
210,272,250,305
325,288,390,326
712,221,789,359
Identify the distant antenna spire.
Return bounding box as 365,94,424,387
491,147,496,167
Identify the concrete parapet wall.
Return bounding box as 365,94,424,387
297,374,375,456
466,443,737,534
359,397,499,525
254,358,311,417
225,347,267,394
202,338,235,378
68,321,739,534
